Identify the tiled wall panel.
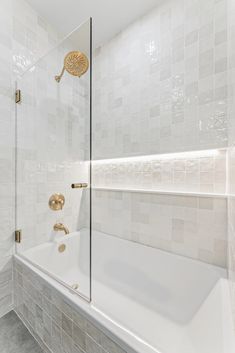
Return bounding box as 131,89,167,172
93,0,228,160
0,0,15,319
16,57,90,251
92,0,229,270
228,0,235,333
92,189,227,267
14,258,127,353
93,149,227,194
0,0,60,317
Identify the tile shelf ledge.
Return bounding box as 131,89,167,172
93,186,227,198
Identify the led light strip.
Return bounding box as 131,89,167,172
92,148,226,165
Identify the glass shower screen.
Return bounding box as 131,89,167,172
15,19,92,301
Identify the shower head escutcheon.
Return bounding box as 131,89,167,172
55,51,89,83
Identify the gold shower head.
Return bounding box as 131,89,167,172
55,51,89,83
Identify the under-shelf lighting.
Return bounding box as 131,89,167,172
92,148,225,165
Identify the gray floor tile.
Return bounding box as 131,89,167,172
0,311,44,353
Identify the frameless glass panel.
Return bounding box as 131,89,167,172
15,19,91,301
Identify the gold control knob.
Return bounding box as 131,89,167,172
49,193,65,211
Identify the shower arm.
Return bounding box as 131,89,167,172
55,66,66,83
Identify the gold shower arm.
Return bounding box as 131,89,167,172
55,66,65,83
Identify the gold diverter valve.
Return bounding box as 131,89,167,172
49,193,65,211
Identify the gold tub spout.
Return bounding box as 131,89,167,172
53,223,69,235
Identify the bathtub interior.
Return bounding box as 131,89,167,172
91,231,234,353
18,229,235,353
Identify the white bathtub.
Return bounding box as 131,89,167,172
20,231,90,300
17,230,235,353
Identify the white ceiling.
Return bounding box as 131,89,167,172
26,0,160,47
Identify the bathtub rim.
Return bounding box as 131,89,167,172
14,253,162,353
16,230,91,302
16,252,90,302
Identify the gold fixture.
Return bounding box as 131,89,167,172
55,51,89,83
71,183,88,189
58,244,66,253
53,223,69,235
15,230,22,243
49,193,65,211
15,89,21,104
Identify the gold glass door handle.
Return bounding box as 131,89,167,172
71,183,88,189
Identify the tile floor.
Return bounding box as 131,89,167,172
0,311,43,353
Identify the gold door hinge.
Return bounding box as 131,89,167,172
15,89,21,104
15,229,22,243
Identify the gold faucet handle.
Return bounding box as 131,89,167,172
71,183,88,189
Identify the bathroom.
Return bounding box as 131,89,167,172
0,0,234,352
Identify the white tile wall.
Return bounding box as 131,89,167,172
92,189,227,267
0,0,15,318
93,149,227,194
0,0,60,317
13,17,91,302
92,0,229,269
228,0,235,333
93,0,228,160
16,40,90,251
